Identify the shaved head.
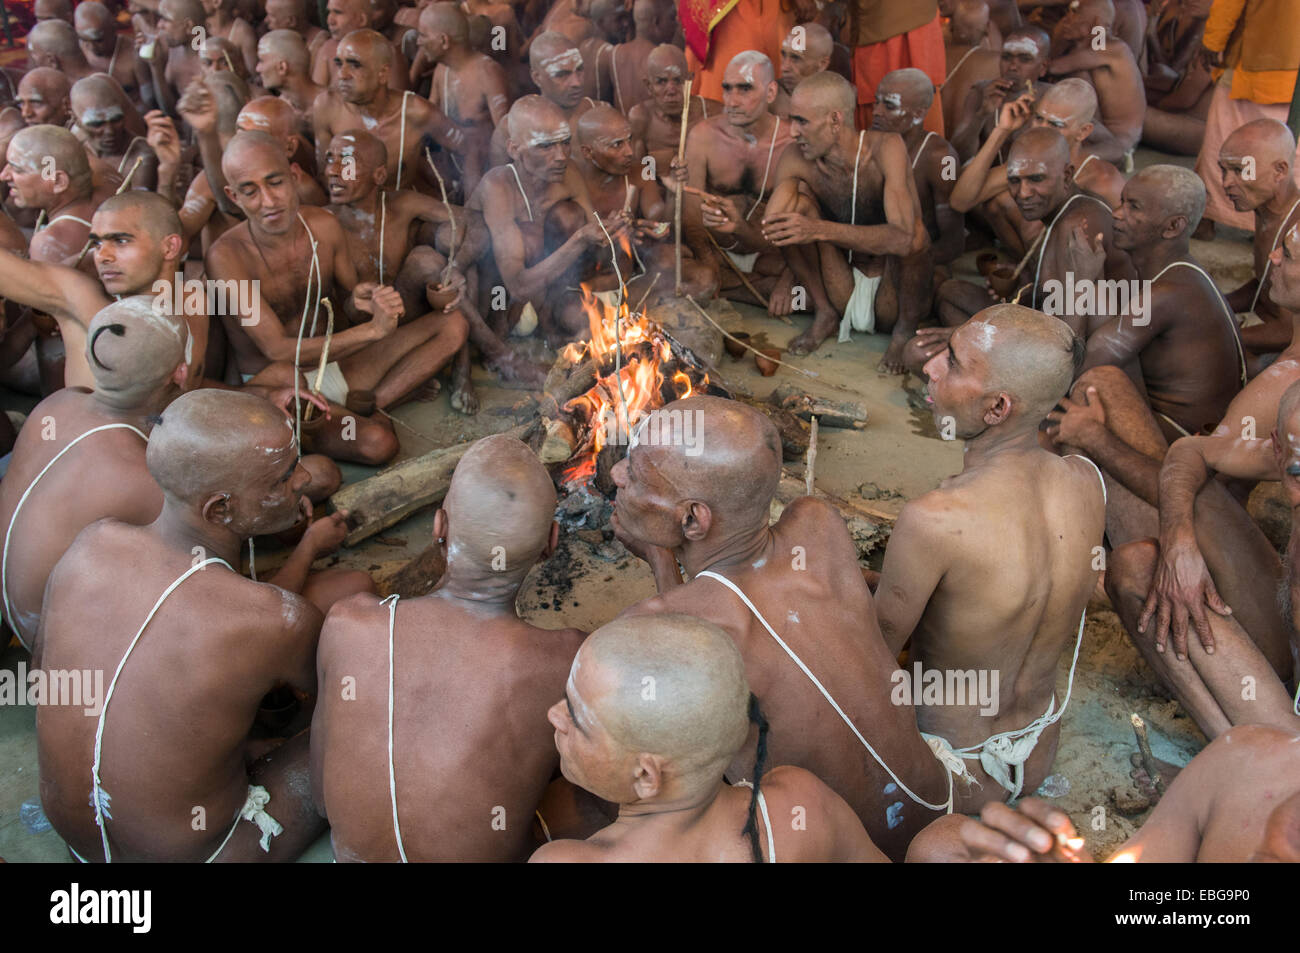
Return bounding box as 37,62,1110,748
647,42,687,78
440,433,557,573
70,73,128,115
95,190,185,241
10,125,91,194
74,1,114,33
237,96,300,142
259,29,312,74
86,297,188,403
1224,118,1297,172
970,305,1081,419
726,49,776,88
28,19,83,60
792,69,857,121
1040,77,1098,124
506,94,569,147
1134,164,1207,234
786,21,832,60
420,2,468,44
221,129,291,182
577,613,750,773
17,68,71,124
529,30,582,72
1076,0,1116,27
1009,126,1071,166
339,28,394,69
576,102,628,146
330,128,387,172
879,67,935,112
164,0,208,26
1004,24,1051,58
35,0,73,21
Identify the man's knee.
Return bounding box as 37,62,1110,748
444,309,470,350
904,814,970,862
354,417,399,465
1105,538,1158,607
300,453,342,501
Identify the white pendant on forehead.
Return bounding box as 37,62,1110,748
541,49,582,75
1002,37,1038,55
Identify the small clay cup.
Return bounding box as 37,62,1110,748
755,348,781,376
987,264,1020,301
724,331,751,359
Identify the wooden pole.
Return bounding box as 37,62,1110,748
674,79,692,295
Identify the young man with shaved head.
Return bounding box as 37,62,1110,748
468,95,622,345
207,131,465,457
536,613,889,863
34,389,358,863
611,396,955,861
1048,0,1145,164
773,22,833,120
27,19,94,86
949,24,1051,162
71,75,158,191
871,68,963,265
256,30,325,120
488,32,594,169
1217,119,1300,360
681,51,795,326
759,71,929,370
417,2,510,198
76,1,143,101
313,0,409,91
313,434,586,862
936,126,1127,340
202,0,258,76
627,44,720,171
141,0,207,117
874,305,1106,811
312,29,462,196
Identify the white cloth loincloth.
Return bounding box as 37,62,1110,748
725,249,759,273
316,361,350,406
921,693,1058,800
838,268,881,342
512,301,539,337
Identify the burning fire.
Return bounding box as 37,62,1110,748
558,286,707,487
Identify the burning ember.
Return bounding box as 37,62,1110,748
558,286,709,488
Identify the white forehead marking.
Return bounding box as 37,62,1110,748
738,64,755,83
1002,37,1039,55
972,321,997,350
659,65,682,77
540,49,582,75
880,93,902,109
524,124,569,147
81,106,124,123
1006,158,1041,176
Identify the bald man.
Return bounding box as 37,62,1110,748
312,30,462,197
949,25,1051,162
574,0,629,103
35,390,343,863
202,0,258,76
872,68,963,265
313,0,409,91
256,30,324,120
1218,120,1300,360
418,3,510,198
611,397,953,860
266,0,327,55
942,0,1002,131
76,1,143,101
604,0,674,114
1048,0,1145,164
71,75,158,190
469,96,619,345
536,613,888,863
760,71,929,370
367,0,417,59
27,19,95,85
313,435,586,862
937,127,1127,339
773,23,833,120
570,105,716,306
627,45,720,171
681,52,795,325
34,0,73,23
914,723,1300,863
875,306,1105,810
198,35,255,88
488,32,595,169
142,0,207,117
15,68,72,127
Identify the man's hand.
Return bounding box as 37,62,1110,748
267,386,330,419
577,213,629,248
1197,43,1223,72
660,155,687,192
700,193,745,235
1044,385,1107,449
1138,533,1231,660
959,799,1096,863
366,285,405,333
177,80,218,134
982,78,1014,117
427,266,467,312
144,110,182,168
994,93,1034,133
903,326,951,371
1066,222,1106,284
300,510,349,558
761,210,820,246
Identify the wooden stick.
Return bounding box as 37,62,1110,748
116,155,144,195
222,49,236,74
805,415,818,495
424,147,457,282
304,298,334,422
1129,713,1166,796
683,294,819,379
674,78,691,295
1010,220,1048,281
704,230,787,319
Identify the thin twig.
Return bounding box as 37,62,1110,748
424,147,457,283
1129,713,1166,796
682,293,819,379
805,415,818,495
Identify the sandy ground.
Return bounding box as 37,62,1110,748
0,149,1261,863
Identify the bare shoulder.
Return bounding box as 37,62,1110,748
527,837,602,862
205,223,251,268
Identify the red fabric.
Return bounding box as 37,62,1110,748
852,12,946,135
683,0,795,101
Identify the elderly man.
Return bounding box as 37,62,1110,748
76,1,143,100
70,75,157,190
27,19,95,85
313,0,409,90
773,22,834,120
627,44,720,171
949,24,1051,161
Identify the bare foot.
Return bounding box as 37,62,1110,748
878,330,910,375
1129,751,1181,800
412,378,442,401
487,349,548,389
788,311,837,355
450,365,480,415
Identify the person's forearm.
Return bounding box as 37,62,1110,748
950,127,1009,212
1158,438,1212,541
267,537,317,594
508,235,590,301
258,320,380,364
156,160,180,203
818,218,914,257
1073,422,1161,506
148,54,177,116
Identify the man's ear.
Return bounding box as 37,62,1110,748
284,134,301,158
372,162,388,187
1076,120,1094,144
983,392,1014,427
172,360,191,389
680,500,712,541
50,169,70,195
1062,161,1076,183
201,492,233,527
765,80,778,105
1163,213,1189,239
530,66,543,90
543,520,560,558
222,183,238,208
432,507,448,544
630,753,664,800
161,231,186,262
